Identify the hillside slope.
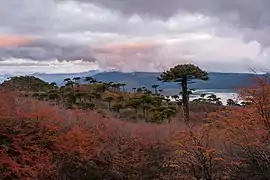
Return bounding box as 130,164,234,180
0,76,53,92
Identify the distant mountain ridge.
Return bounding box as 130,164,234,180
32,70,100,85
35,71,266,90
0,71,267,93
92,71,264,90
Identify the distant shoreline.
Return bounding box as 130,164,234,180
165,89,239,105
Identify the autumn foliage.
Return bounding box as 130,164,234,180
0,76,270,179
0,92,173,179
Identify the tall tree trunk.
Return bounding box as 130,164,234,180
181,76,189,123
108,102,111,111
145,108,149,122
143,108,146,118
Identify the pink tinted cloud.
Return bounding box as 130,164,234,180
91,41,167,71
93,41,160,55
0,35,33,47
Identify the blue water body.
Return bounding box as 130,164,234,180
168,89,239,105
193,89,239,104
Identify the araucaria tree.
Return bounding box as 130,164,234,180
158,64,208,123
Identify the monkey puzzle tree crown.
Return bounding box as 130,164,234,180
158,63,209,123
158,64,209,82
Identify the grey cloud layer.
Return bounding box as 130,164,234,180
0,0,213,61
0,0,55,35
0,0,97,62
0,40,96,62
69,0,270,46
0,0,269,73
74,0,270,28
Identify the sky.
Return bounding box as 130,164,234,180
0,0,270,75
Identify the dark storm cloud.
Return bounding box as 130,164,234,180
58,0,270,47
71,0,269,24
0,39,96,62
64,0,270,31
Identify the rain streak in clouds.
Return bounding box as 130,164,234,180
0,0,269,74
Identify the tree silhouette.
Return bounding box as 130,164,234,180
141,95,154,121
112,103,124,116
158,89,163,94
65,80,74,87
207,94,223,105
120,83,126,92
163,107,177,123
111,83,121,91
152,96,164,107
91,78,98,84
65,92,76,104
152,84,159,94
84,76,93,84
158,64,208,123
137,87,143,93
63,78,71,83
200,93,207,98
172,95,179,101
50,82,57,89
95,83,108,93
104,96,114,111
75,92,87,103
143,89,152,95
126,97,141,114
226,99,237,106
38,93,48,101
48,93,60,104
73,77,81,84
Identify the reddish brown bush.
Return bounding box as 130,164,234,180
209,76,270,179
0,92,174,179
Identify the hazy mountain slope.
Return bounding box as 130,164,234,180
33,70,100,85
93,71,262,90
0,71,265,92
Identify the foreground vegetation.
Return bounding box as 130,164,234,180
0,65,239,124
0,64,269,179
